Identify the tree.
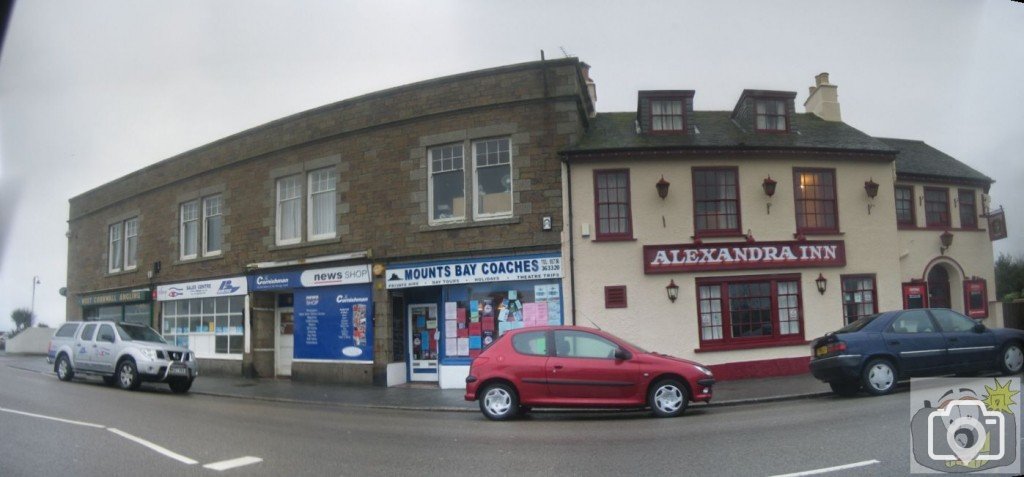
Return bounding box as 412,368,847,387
995,253,1024,302
11,308,33,331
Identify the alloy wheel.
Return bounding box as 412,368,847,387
654,384,683,413
484,388,512,417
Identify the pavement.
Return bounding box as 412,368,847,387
1,352,833,412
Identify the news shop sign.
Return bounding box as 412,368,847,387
643,240,846,274
293,284,373,363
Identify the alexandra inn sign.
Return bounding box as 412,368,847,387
643,240,846,273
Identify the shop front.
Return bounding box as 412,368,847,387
155,276,249,375
248,264,373,382
80,287,153,326
385,253,564,389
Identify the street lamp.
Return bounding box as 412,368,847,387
30,276,41,317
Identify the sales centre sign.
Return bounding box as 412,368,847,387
643,240,846,274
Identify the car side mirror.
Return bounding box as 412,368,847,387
973,323,986,333
614,348,631,361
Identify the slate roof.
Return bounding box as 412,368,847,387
877,137,993,185
565,111,896,154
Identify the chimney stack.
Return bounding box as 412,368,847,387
580,62,597,118
804,72,841,122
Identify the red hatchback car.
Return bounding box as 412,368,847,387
465,326,715,420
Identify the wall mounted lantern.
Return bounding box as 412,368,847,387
762,176,777,214
940,230,954,255
666,279,679,302
864,178,879,214
656,176,671,199
815,273,828,295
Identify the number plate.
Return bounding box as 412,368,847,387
815,346,828,357
168,365,189,377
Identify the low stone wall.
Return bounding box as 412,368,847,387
292,362,373,385
196,358,243,377
5,328,55,354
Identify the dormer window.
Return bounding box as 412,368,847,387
755,99,788,131
651,99,684,132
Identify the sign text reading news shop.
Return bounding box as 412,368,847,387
643,240,846,273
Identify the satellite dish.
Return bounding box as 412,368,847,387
59,287,67,297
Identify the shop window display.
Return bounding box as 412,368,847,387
162,296,244,356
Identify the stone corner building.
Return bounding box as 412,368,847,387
67,58,595,387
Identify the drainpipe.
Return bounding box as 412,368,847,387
565,158,577,326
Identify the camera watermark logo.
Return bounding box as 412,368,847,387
910,377,1020,474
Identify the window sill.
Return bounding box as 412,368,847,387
173,254,225,266
793,231,843,238
692,232,745,240
419,216,521,232
694,338,809,353
267,236,341,252
105,268,139,278
592,236,636,242
898,225,985,232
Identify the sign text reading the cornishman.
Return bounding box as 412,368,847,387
643,240,846,273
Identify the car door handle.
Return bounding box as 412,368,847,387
948,338,959,342
888,340,900,345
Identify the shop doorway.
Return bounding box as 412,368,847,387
408,303,439,382
927,266,951,309
275,306,295,377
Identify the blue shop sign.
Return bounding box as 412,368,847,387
294,284,374,363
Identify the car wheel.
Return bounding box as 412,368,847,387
116,359,141,391
999,343,1024,375
168,379,193,394
56,355,74,382
648,379,689,418
102,376,117,386
828,380,860,397
479,383,519,421
861,359,896,396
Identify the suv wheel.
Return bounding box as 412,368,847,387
56,355,74,382
479,383,519,421
649,379,689,418
116,359,141,391
168,379,193,394
861,359,896,395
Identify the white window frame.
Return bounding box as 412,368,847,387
180,200,199,260
124,217,138,270
108,222,123,273
471,138,513,221
202,195,223,256
428,143,466,225
306,168,337,241
276,175,303,246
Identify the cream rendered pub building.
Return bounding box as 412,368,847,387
561,74,1000,379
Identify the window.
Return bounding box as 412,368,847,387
162,296,244,356
841,275,877,325
180,200,199,259
308,169,337,239
958,189,977,229
80,323,97,341
512,331,548,356
203,195,223,255
604,286,627,308
693,168,740,235
429,143,465,223
276,175,303,244
755,99,788,131
56,324,78,338
697,275,804,348
794,169,838,233
594,170,633,240
97,324,115,343
895,186,915,226
650,99,684,132
930,309,977,332
924,187,950,227
889,310,936,333
473,138,512,218
553,330,619,359
108,217,138,273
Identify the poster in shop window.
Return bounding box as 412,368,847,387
293,284,373,362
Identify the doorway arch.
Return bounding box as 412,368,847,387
922,258,965,312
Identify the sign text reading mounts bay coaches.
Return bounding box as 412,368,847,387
643,240,846,274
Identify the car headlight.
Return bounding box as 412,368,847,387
138,348,157,360
695,365,713,376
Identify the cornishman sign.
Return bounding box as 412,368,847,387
643,240,846,273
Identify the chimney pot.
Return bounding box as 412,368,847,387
815,72,830,86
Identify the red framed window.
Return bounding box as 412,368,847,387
604,286,627,308
692,167,741,235
755,99,788,131
895,185,915,226
697,274,804,349
593,170,633,240
650,99,685,132
841,275,877,325
963,279,988,318
924,187,950,227
794,169,838,233
958,189,977,229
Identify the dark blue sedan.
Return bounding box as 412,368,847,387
810,308,1024,396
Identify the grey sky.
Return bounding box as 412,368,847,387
1,1,1022,331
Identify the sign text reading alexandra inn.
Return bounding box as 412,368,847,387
643,240,846,273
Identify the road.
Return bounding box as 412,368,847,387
0,356,1004,476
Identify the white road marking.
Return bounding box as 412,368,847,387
107,428,198,465
0,406,106,429
770,459,881,477
204,456,263,471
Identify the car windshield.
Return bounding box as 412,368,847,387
116,324,167,344
835,314,880,333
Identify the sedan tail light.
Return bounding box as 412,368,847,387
814,341,847,358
